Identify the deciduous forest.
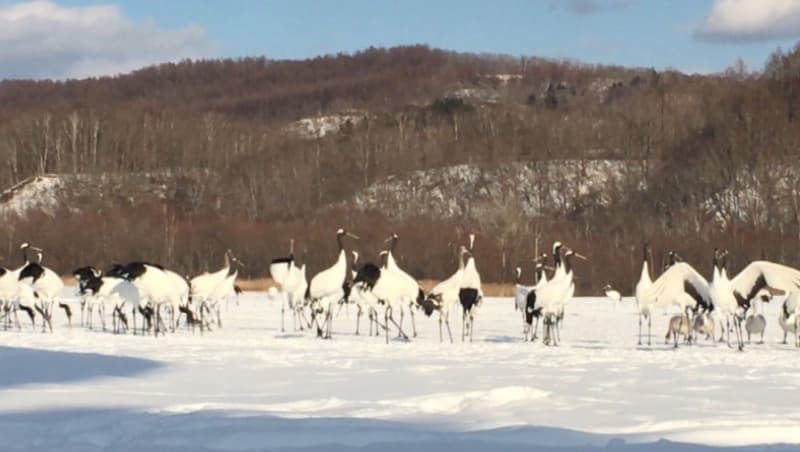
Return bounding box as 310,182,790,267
2,44,800,293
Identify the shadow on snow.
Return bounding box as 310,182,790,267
0,408,796,452
0,346,163,389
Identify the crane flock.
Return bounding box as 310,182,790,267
1,232,800,351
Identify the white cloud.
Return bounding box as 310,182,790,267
696,0,800,42
0,1,212,79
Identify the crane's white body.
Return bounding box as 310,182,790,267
778,294,800,346
458,254,483,342
424,251,467,343
0,266,39,330
745,293,768,343
308,249,348,338
19,258,65,332
190,264,229,302
384,250,421,336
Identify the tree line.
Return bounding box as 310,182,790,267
1,44,800,294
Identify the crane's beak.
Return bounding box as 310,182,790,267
573,252,587,260
347,232,360,240
383,236,393,243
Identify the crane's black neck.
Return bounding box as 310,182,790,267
563,254,573,274
712,250,719,274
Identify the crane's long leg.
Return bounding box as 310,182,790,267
99,302,105,331
281,296,286,332
355,305,362,335
647,315,652,346
388,314,409,341
736,317,744,351
385,306,390,344
14,305,22,330
397,307,404,339
461,308,466,342
469,313,474,343
438,313,443,342
326,308,333,339
410,305,417,338
558,317,563,345
638,313,642,345
445,315,453,343
726,317,732,348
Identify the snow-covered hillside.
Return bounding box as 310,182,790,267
1,290,798,451
0,171,213,219
0,175,62,218
287,112,367,139
348,160,628,218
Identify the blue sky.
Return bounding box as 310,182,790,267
2,0,800,79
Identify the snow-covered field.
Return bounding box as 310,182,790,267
1,291,799,452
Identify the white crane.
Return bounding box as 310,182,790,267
116,261,183,336
270,239,302,332
745,289,770,344
19,246,67,332
191,250,235,303
191,249,243,321
383,234,424,337
73,266,142,334
307,229,359,339
635,243,656,345
646,249,800,351
353,250,414,343
778,294,799,347
539,246,583,345
603,284,622,303
459,234,483,342
514,254,549,315
522,260,549,341
0,244,38,330
422,245,469,343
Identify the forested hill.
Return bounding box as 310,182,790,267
2,44,800,293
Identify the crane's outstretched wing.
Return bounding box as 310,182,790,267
644,262,711,308
731,261,800,302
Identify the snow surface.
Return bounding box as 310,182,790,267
1,290,800,451
287,114,366,139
